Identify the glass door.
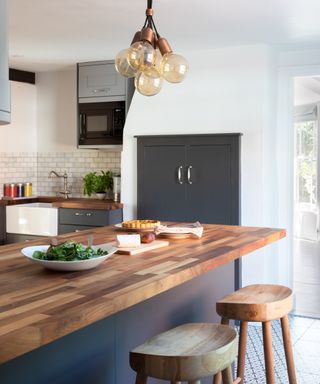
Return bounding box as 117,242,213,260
293,96,320,318
294,108,318,240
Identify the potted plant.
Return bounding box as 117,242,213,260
83,171,113,199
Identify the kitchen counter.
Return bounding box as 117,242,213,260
0,223,285,364
0,196,123,210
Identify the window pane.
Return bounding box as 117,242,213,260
295,120,318,207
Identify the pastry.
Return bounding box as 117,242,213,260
122,219,160,229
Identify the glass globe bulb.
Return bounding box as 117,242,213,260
115,49,137,78
128,41,156,71
134,68,163,96
160,53,189,83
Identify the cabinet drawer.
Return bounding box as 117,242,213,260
78,63,126,99
59,208,109,226
6,233,44,245
58,224,98,235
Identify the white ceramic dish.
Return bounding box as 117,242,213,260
21,244,117,272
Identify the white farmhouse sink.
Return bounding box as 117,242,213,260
6,203,58,236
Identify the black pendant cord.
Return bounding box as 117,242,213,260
142,0,160,38
150,17,160,38
143,16,148,29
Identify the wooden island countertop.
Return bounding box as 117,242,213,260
0,224,285,364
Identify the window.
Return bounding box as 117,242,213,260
295,119,318,208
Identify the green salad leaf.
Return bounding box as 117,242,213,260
32,241,108,262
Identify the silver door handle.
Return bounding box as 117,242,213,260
93,88,107,93
187,165,193,184
177,166,183,184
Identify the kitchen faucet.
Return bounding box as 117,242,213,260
49,171,71,199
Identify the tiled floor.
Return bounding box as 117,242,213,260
240,316,320,383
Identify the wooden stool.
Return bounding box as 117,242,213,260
130,323,241,384
214,284,297,384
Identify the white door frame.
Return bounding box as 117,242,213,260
277,64,320,288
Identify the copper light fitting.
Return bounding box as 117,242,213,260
115,0,189,97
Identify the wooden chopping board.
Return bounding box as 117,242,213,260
96,240,169,255
116,240,169,255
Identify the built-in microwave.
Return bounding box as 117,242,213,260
78,101,125,147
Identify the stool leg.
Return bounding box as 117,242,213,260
281,315,297,384
262,321,275,384
135,372,148,384
212,318,230,384
237,321,248,380
212,373,221,384
221,365,234,384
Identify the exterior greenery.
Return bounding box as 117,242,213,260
295,120,317,206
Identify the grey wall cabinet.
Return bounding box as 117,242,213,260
58,208,123,235
78,62,126,101
137,134,241,224
0,0,10,125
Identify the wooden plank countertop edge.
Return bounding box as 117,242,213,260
0,196,123,210
0,224,286,363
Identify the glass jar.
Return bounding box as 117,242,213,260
24,182,32,197
113,175,121,202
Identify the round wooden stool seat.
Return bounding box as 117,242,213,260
216,284,293,322
130,323,238,383
213,284,297,384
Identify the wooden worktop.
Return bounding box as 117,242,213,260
0,196,123,210
0,224,285,364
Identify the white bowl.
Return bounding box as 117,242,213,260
21,244,117,271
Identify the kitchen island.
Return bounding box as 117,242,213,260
0,224,285,384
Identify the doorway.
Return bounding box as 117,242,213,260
293,76,320,318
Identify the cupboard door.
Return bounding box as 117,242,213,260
137,145,187,221
78,63,126,99
0,206,5,245
0,0,10,124
186,137,240,224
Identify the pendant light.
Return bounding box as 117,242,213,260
115,0,189,97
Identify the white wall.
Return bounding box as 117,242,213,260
0,81,37,152
36,68,77,152
122,45,279,286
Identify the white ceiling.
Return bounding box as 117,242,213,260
8,0,320,72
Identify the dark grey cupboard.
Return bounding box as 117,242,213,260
137,134,241,224
137,133,242,291
0,206,6,245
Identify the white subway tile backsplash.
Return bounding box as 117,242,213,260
0,151,121,198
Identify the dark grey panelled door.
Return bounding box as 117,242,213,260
186,144,231,223
138,144,187,221
137,134,241,225
185,135,240,224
